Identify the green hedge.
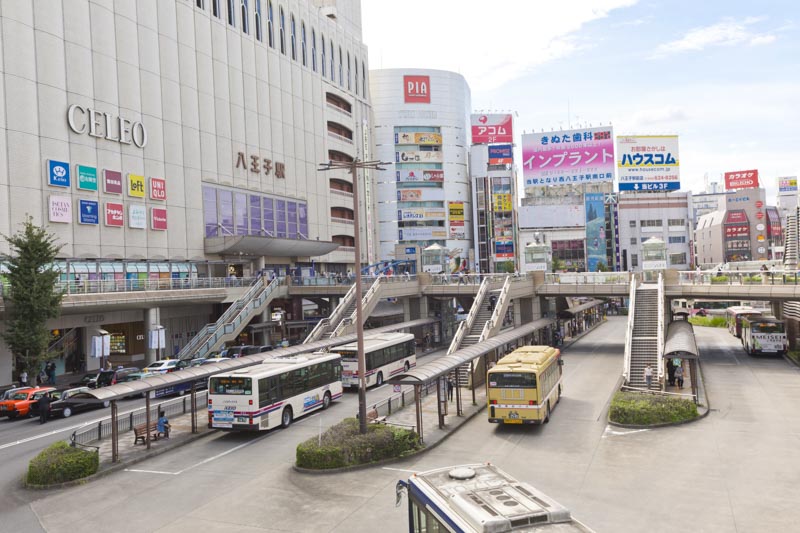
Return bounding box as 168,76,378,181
609,391,698,425
27,441,99,486
711,275,729,283
688,316,727,328
296,418,422,469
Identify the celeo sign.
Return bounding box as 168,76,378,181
67,104,147,148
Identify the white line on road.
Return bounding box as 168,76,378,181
382,467,418,473
602,426,649,438
124,468,177,475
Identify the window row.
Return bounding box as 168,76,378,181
195,0,366,97
202,185,308,240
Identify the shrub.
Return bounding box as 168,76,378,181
296,418,422,469
689,316,726,328
27,441,99,486
711,275,729,283
609,391,698,425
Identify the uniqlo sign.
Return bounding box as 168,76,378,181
105,202,124,227
150,177,166,200
404,75,430,104
724,169,759,190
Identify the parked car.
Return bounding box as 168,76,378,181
219,345,255,358
47,387,110,418
95,367,141,387
142,359,188,374
0,387,56,419
70,372,100,389
1,386,31,401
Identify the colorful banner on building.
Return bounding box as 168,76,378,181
78,199,99,225
150,177,166,200
76,165,98,191
403,75,430,104
397,188,446,202
48,195,72,223
585,193,606,271
105,202,124,226
494,240,514,260
398,227,448,240
396,169,444,182
488,144,513,165
471,114,513,144
522,126,614,187
724,169,759,190
778,176,798,193
448,201,465,239
104,170,123,194
397,208,447,221
395,132,442,145
617,135,680,191
151,208,168,231
128,173,146,197
129,204,146,228
396,150,443,163
47,160,70,188
492,193,512,212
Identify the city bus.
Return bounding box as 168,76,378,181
336,332,416,388
487,346,562,424
396,463,594,533
725,306,763,338
741,317,787,356
207,352,342,430
690,299,742,316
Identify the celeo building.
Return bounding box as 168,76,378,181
369,69,472,272
0,0,371,384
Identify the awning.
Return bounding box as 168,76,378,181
204,235,340,257
664,320,699,359
558,299,603,318
371,300,404,318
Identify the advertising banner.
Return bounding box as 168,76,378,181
398,227,448,241
778,176,798,193
403,75,430,104
396,150,443,163
151,208,168,231
448,201,465,239
585,193,606,271
48,196,72,223
725,224,749,238
492,193,512,212
396,169,444,182
76,165,98,191
150,177,166,200
724,210,748,224
494,240,514,260
488,144,513,165
47,160,70,188
397,208,446,221
128,173,146,197
471,114,513,144
104,170,123,194
105,202,124,226
395,132,442,145
617,135,680,191
78,199,99,225
724,169,759,190
129,204,146,229
493,216,513,239
522,127,614,187
397,188,445,202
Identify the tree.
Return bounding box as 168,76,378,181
2,217,64,376
552,258,566,273
596,261,610,272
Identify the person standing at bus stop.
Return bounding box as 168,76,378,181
674,364,684,389
447,377,454,401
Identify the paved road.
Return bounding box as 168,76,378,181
11,319,800,532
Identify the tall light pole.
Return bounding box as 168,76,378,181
319,158,389,434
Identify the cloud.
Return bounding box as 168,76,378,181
631,107,688,127
651,17,777,58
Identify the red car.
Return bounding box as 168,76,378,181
0,387,56,419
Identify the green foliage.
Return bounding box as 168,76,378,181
27,441,98,486
688,316,727,328
609,391,698,425
787,350,800,365
1,216,64,375
495,261,515,274
551,258,566,273
296,418,422,469
710,275,729,283
595,261,609,272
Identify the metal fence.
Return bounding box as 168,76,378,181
70,391,208,446
370,381,441,430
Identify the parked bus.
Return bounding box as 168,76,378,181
690,299,742,316
336,332,416,388
741,317,787,356
487,345,562,424
396,463,594,533
207,352,342,430
725,306,763,338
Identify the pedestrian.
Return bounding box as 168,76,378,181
46,361,56,385
19,369,28,387
666,358,675,386
644,364,653,389
488,294,497,312
37,369,47,386
674,364,684,389
447,377,454,401
405,270,412,282
38,392,51,424
458,270,465,285
157,410,171,439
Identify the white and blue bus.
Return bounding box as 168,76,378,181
335,332,416,388
207,352,342,430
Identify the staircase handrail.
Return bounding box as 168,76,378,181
47,327,79,358
479,275,512,342
345,275,385,323
447,276,492,355
303,317,330,344
329,282,360,326
303,279,361,343
622,275,638,383
657,272,666,384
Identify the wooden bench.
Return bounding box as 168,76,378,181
133,422,165,445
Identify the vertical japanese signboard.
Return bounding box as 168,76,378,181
448,201,465,239
585,193,606,272
522,127,614,187
471,114,513,144
616,135,680,191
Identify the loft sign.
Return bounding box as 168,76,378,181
67,104,148,148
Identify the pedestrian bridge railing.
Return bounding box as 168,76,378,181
677,270,800,286
544,272,635,285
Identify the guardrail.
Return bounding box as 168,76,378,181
622,275,638,384
70,390,208,446
479,275,512,342
447,277,492,356
544,272,633,285
367,380,439,430
657,273,665,385
677,270,800,286
56,276,257,295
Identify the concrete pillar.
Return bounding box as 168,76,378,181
772,301,784,320
144,307,161,365
403,298,412,322
82,328,101,371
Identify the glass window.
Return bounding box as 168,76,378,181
488,372,537,388
641,219,663,227
631,254,639,267
276,200,286,238
254,0,262,41
669,252,687,265
279,7,285,54
203,186,218,237
235,193,248,235
263,198,274,236
240,0,249,33
668,236,686,244
330,39,334,81
311,29,317,71
301,22,307,66
267,1,273,47
338,46,343,86
227,0,235,26
321,34,326,76
347,52,351,90
218,190,234,235
668,218,685,227
212,0,220,17
298,202,308,238
250,195,262,235
629,220,636,228
362,60,366,97
630,237,636,245
287,202,297,239
290,14,296,60
197,0,205,9
354,58,358,95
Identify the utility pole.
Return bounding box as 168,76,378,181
319,158,389,433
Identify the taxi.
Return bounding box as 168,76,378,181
0,387,56,419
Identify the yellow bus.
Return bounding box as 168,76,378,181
487,346,563,425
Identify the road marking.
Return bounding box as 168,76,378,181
382,467,418,473
124,468,177,475
602,426,649,438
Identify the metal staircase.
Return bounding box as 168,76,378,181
625,277,663,390
177,277,285,361
303,281,362,343
331,276,386,337
447,277,496,386
479,276,513,342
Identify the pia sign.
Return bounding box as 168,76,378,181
404,75,430,104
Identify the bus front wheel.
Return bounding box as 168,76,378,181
322,392,331,410
376,372,384,387
281,407,293,428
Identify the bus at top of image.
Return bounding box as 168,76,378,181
487,345,562,425
207,352,342,431
690,299,743,316
725,306,764,338
335,332,416,388
396,463,595,533
741,316,787,356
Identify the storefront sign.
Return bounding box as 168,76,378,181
129,204,146,229
616,135,680,191
78,199,99,225
523,127,615,187
488,144,513,165
492,193,513,212
395,150,442,163
150,177,166,200
128,174,145,197
48,196,72,223
151,208,168,230
395,132,442,145
47,160,70,187
448,201,465,239
396,169,444,182
471,114,513,144
105,202,124,226
76,165,98,191
724,169,759,190
778,176,798,193
67,104,147,147
104,170,123,194
403,75,430,104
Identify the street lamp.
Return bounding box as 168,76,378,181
319,158,389,434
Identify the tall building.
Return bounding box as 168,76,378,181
369,69,472,267
777,176,798,231
0,0,371,384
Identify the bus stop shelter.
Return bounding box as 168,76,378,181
387,318,555,442
664,320,700,402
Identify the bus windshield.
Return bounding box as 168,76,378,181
752,322,785,334
209,376,252,395
337,350,357,362
489,372,537,388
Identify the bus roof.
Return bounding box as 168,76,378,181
215,352,341,379
335,332,414,352
493,346,559,370
742,316,784,325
